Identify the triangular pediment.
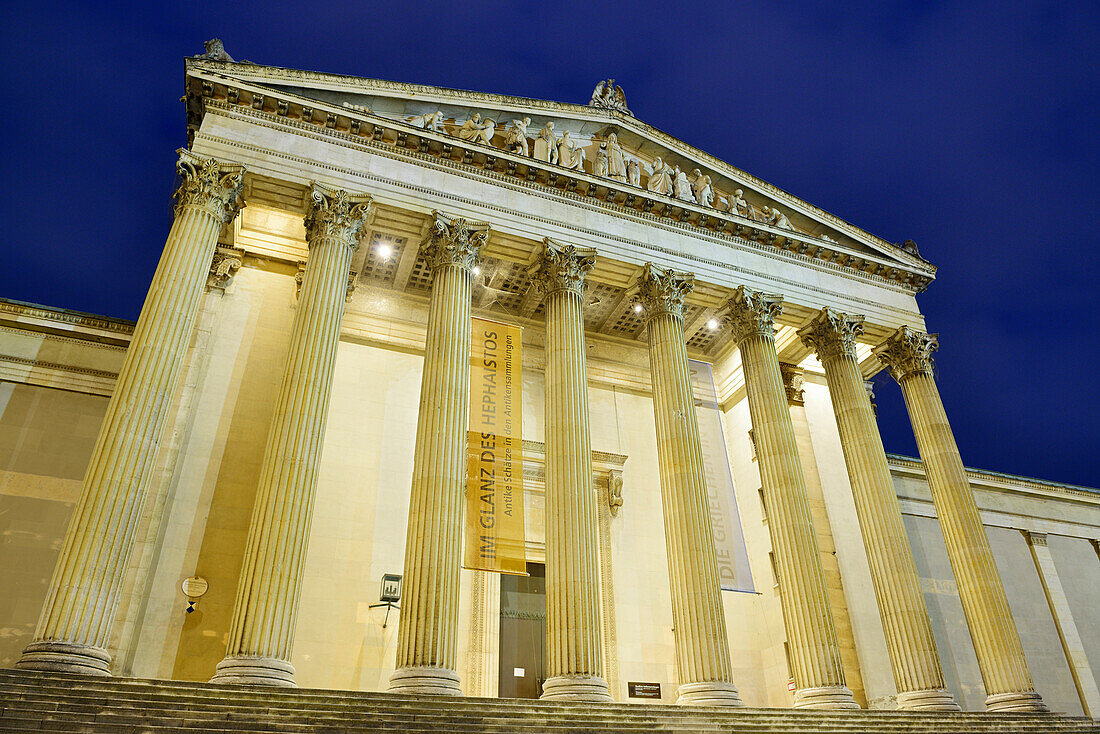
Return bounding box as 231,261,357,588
185,58,935,288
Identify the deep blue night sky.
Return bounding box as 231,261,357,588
2,2,1097,487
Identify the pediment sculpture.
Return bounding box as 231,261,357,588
457,113,496,146
589,79,631,115
557,131,585,171
380,95,811,240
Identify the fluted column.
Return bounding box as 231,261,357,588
528,240,612,701
720,287,857,709
875,327,1046,712
634,265,743,706
211,184,371,686
389,212,489,695
799,310,958,710
16,151,244,676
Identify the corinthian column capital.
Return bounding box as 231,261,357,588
527,238,597,295
798,308,865,363
174,148,245,224
719,286,783,343
420,210,490,272
632,263,694,320
874,326,938,381
304,183,372,249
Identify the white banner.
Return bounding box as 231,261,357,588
690,360,754,592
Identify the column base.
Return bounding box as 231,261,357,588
389,666,462,696
541,674,613,702
210,655,296,687
677,680,745,706
986,690,1049,712
793,684,861,709
15,641,112,676
896,687,961,711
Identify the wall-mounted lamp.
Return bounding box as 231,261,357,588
370,573,402,628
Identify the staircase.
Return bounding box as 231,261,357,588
1,669,1096,733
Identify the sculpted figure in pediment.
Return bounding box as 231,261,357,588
458,113,496,145
646,157,673,195
692,171,714,208
726,188,756,220
673,166,695,202
762,206,794,231
457,113,481,141
606,133,628,181
627,159,641,187
407,111,443,131
533,121,558,164
503,117,531,156
557,131,585,171
595,143,609,177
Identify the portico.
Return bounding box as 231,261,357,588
4,48,1094,721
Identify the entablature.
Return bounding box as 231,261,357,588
196,107,921,363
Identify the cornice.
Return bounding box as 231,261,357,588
195,108,929,328
887,454,1099,503
188,59,934,274
186,71,934,290
0,299,135,336
0,353,120,382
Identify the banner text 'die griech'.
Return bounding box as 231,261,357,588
464,318,526,574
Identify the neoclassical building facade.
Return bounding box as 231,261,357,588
1,47,1097,717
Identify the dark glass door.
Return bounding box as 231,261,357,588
498,562,545,699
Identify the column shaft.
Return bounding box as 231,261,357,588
903,371,1045,711
636,265,742,706
211,185,370,686
800,310,957,710
724,288,857,709
17,151,243,676
875,326,1045,712
390,213,488,696
541,277,610,700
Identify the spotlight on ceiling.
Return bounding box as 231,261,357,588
472,266,482,276
707,318,719,330
633,303,643,313
376,243,393,259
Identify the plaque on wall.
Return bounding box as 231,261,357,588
627,681,661,699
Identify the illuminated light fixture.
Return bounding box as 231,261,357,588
707,318,719,330
472,266,482,276
376,243,393,259
633,303,643,313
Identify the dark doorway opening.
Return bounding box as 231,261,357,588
498,562,545,699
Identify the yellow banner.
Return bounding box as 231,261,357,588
465,318,526,574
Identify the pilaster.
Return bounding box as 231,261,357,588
1023,532,1100,717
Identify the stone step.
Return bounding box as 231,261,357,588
1,670,1096,734
0,673,1065,721
6,694,1079,733
5,698,1087,732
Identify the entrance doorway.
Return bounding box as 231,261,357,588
498,562,545,699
